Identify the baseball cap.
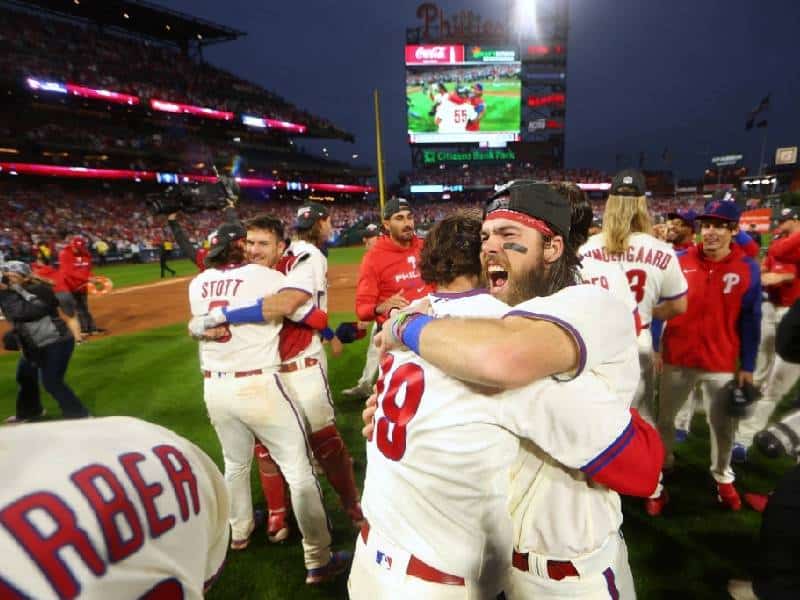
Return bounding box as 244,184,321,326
697,199,741,223
363,223,380,238
2,260,31,277
610,169,647,197
383,197,412,220
666,208,697,225
294,202,329,230
485,180,571,238
777,207,800,222
206,222,247,261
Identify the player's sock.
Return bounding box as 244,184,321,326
254,443,289,531
310,425,363,524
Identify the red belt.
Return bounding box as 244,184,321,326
360,523,464,586
512,550,579,581
203,369,263,379
279,357,318,373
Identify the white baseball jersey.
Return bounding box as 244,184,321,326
363,286,638,594
0,417,229,600
435,98,477,133
189,263,309,372
578,256,638,320
503,285,641,558
283,239,328,360
581,232,688,326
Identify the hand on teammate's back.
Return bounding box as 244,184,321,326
362,393,378,439
376,291,409,315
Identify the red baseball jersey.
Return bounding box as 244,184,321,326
662,244,761,373
763,246,800,308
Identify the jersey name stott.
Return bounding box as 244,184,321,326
200,278,244,298
583,246,672,270
0,445,200,598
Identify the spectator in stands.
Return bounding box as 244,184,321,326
58,236,104,335
0,261,90,422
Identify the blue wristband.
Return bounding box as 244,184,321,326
401,314,433,355
222,298,265,324
321,327,335,341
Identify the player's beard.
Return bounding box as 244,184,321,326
506,259,549,305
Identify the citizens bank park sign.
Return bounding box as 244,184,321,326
406,2,509,43
422,149,516,165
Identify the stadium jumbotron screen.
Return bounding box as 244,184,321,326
406,44,521,146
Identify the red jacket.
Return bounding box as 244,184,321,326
769,230,800,265
763,244,800,308
355,235,432,324
662,244,761,373
58,246,92,292
31,263,68,293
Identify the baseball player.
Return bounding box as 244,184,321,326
464,83,486,132
0,416,230,599
581,169,688,425
342,223,382,399
197,206,365,531
435,95,477,133
650,199,761,516
188,222,349,584
372,183,663,599
735,208,800,460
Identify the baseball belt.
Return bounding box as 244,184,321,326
279,357,319,373
512,530,622,581
360,522,465,586
203,369,264,379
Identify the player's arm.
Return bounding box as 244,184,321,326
651,294,687,320
500,380,663,497
652,249,689,320
385,285,636,389
769,230,800,264
762,270,795,286
355,254,381,321
734,230,760,258
167,214,198,265
737,259,763,384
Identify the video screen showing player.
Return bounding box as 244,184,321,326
406,64,520,137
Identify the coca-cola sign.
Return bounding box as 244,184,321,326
405,44,464,65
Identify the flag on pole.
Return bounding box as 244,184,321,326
746,94,770,130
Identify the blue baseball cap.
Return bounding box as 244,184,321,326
697,200,741,223
667,208,697,225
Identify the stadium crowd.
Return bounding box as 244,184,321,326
0,9,349,139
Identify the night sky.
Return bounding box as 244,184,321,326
161,0,800,183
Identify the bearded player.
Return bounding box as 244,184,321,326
188,222,349,584
372,183,663,598
0,417,229,599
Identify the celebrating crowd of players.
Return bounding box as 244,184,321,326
3,169,800,598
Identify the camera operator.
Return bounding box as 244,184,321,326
0,261,90,422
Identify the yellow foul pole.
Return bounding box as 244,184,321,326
373,88,386,217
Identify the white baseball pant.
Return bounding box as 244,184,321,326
347,526,481,600
506,531,635,599
356,322,380,388
278,349,335,434
633,329,656,425
674,386,700,433
738,305,800,447
753,301,778,388
657,365,737,483
203,371,332,568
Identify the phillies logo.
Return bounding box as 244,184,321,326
407,255,417,270
415,46,446,60
722,272,740,294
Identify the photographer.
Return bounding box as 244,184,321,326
0,261,90,422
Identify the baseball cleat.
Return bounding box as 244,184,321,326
731,443,747,464
716,482,742,511
267,510,290,543
674,429,689,443
342,382,372,399
305,550,352,585
644,490,669,516
743,492,770,513
231,509,265,550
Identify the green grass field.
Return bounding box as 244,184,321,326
2,247,796,598
407,79,521,133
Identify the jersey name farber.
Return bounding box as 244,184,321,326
189,263,286,372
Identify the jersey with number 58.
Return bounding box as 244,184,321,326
0,417,229,600
580,232,687,327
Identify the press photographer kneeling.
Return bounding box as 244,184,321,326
0,261,90,422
